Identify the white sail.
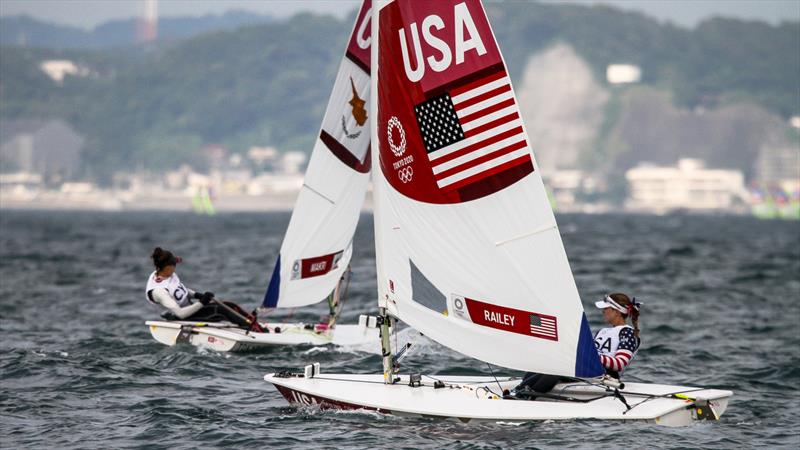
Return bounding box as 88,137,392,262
371,0,602,377
264,1,373,309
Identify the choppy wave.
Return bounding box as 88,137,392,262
1,211,799,449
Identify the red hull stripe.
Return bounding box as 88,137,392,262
274,385,389,413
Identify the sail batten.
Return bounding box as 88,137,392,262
494,224,558,247
371,0,603,377
301,184,336,205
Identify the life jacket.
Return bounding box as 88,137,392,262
594,324,640,375
145,271,191,307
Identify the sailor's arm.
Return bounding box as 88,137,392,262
149,288,203,319
599,349,633,372
599,327,637,372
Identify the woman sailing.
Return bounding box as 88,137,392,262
592,293,642,379
145,247,257,329
510,292,642,396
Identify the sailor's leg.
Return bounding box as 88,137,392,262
513,372,541,392
186,305,227,322
529,374,560,393
219,301,253,328
512,372,561,396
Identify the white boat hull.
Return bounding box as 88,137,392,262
263,372,732,427
146,320,380,352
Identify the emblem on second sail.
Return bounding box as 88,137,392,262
342,76,367,140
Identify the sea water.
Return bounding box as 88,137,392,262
1,211,798,449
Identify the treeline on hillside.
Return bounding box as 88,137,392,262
1,13,348,181
0,2,797,183
491,2,798,117
0,12,273,49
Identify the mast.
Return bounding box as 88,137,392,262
379,310,393,383
371,0,394,384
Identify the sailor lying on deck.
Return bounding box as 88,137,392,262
510,293,642,397
145,247,250,327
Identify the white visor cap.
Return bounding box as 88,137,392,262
595,296,628,314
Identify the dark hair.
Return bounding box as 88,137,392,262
609,292,641,338
151,247,177,271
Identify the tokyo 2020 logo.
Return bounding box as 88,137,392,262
387,116,406,157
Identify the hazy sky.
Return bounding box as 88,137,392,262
1,0,798,30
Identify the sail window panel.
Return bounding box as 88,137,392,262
409,259,447,314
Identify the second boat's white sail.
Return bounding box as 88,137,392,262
370,0,603,377
264,1,373,309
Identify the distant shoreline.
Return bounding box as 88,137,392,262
0,191,377,213
1,198,765,218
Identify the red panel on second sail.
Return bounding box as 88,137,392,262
292,251,344,280
346,0,372,72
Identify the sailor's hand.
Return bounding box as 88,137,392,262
199,292,215,305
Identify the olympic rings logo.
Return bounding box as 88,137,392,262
387,116,406,157
398,166,413,183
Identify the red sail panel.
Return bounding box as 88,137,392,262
296,251,344,279
377,0,533,204
465,297,559,341
347,0,373,72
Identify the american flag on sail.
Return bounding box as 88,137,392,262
529,313,558,340
414,69,531,192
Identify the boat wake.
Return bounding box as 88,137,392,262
195,346,232,358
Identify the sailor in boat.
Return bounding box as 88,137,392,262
511,293,642,397
592,293,642,379
145,247,252,327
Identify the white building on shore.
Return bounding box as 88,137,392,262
625,158,746,214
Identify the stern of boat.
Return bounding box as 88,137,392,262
145,320,246,351
652,391,732,427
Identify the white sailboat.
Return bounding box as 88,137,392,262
264,0,733,425
147,1,379,352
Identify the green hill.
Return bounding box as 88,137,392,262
1,3,797,183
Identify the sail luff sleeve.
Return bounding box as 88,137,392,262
263,255,281,308
574,314,604,377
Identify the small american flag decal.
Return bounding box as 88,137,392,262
529,313,558,340
461,296,559,342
